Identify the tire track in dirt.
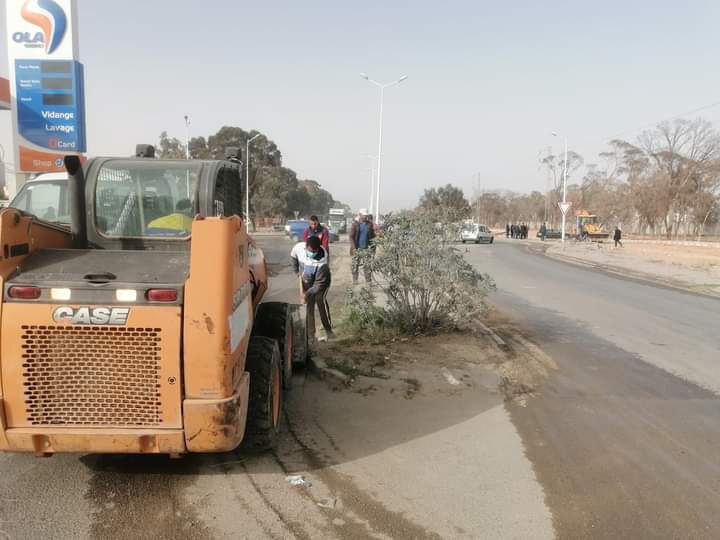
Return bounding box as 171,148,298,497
83,454,209,540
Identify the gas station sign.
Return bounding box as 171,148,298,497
5,0,86,173
14,59,86,154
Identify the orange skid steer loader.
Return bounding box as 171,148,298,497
0,145,306,455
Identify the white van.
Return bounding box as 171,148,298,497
461,223,494,244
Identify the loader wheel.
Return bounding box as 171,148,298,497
290,304,309,366
253,302,294,390
245,336,282,450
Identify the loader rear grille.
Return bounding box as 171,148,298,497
20,325,163,426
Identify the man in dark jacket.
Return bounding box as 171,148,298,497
349,209,376,284
303,215,330,252
291,235,333,342
614,226,623,248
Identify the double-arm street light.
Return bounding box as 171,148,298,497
360,73,408,219
246,133,262,233
551,132,569,245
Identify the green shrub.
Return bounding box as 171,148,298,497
344,211,495,337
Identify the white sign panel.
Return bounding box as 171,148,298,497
558,202,572,216
6,0,79,61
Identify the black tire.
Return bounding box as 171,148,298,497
462,240,466,244
290,304,309,366
245,336,282,450
253,302,293,390
490,237,494,244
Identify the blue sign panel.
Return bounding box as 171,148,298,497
14,58,86,153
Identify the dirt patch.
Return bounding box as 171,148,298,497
314,325,555,404
485,309,558,402
401,377,421,399
544,240,720,295
316,245,556,402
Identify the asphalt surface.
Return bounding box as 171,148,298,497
0,236,552,540
4,234,717,539
464,238,720,539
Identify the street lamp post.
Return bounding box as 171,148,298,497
184,115,190,159
366,165,375,211
183,116,191,198
552,132,569,246
360,73,408,220
245,133,261,233
362,153,376,212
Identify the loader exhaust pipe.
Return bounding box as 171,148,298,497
64,155,87,249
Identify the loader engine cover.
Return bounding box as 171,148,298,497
52,306,130,325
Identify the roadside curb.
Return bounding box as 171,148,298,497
475,321,508,348
308,354,351,385
533,245,720,299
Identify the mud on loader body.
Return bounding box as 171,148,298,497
0,148,305,455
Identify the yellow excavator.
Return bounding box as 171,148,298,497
574,210,610,241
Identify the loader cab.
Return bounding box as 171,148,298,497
82,152,244,251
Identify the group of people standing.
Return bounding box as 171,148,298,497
292,215,334,342
506,223,529,239
289,208,378,344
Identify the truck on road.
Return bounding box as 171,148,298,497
0,146,305,456
328,208,347,234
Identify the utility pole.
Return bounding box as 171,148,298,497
476,172,481,223
544,146,551,224
562,137,568,245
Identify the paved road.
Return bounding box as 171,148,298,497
464,239,720,539
0,236,552,539
6,234,716,539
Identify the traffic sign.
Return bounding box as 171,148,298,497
558,202,572,216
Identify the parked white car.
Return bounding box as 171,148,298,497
461,223,494,244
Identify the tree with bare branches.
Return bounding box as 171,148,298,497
638,119,720,238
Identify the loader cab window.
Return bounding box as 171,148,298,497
212,167,243,218
95,160,201,239
10,181,69,224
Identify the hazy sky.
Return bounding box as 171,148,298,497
2,0,720,211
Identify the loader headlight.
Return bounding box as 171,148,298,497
50,288,72,301
116,289,138,302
